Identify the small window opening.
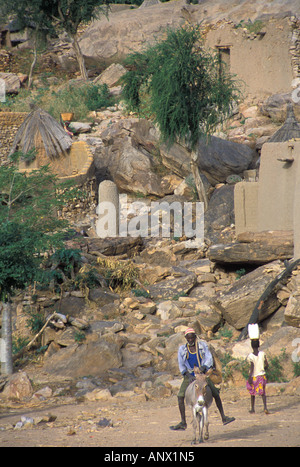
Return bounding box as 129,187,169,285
217,46,231,74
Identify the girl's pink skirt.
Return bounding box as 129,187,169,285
246,375,267,396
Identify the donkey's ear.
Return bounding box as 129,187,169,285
194,366,200,375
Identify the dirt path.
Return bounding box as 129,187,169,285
1,391,299,448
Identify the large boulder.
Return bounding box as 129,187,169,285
78,1,187,66
121,346,154,369
94,118,165,196
44,339,122,377
204,184,235,244
214,261,284,330
197,136,257,185
160,141,191,178
94,116,256,198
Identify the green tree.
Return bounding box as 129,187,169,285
0,160,69,374
0,0,53,88
121,26,241,208
0,0,109,82
41,0,109,81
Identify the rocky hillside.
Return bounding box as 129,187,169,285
2,229,300,405
1,72,300,405
2,88,300,401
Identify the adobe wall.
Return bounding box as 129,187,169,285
0,112,28,164
19,140,94,183
234,141,300,259
204,17,297,99
292,141,300,258
257,141,298,231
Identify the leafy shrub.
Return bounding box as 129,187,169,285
293,361,300,378
2,82,113,121
74,268,103,290
51,248,82,276
26,308,46,334
132,288,150,298
266,354,285,383
47,83,112,120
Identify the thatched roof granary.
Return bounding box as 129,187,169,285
268,103,300,143
10,107,73,159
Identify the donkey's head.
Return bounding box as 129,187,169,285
193,367,209,410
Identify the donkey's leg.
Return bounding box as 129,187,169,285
191,412,198,445
203,407,209,440
198,412,204,443
191,408,201,444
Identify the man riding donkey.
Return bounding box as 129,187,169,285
170,328,235,431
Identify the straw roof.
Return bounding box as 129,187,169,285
268,103,300,143
10,107,73,159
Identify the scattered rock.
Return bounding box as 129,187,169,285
56,328,78,347
84,388,113,402
32,386,53,401
148,268,197,300
93,63,127,87
284,293,300,328
70,122,92,134
0,72,21,94
156,301,182,321
96,417,113,428
0,372,33,401
69,317,90,330
14,417,34,429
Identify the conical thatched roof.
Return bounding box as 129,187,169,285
10,107,73,159
268,103,300,143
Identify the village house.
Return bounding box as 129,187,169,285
203,15,300,99
234,103,300,258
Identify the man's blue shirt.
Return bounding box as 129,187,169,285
178,340,214,376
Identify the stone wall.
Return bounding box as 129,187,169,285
0,112,28,164
290,16,300,79
58,176,97,225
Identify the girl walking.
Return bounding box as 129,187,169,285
246,339,270,414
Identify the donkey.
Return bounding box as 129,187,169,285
185,367,213,444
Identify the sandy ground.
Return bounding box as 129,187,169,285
0,390,299,448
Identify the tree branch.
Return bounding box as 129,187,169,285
12,312,57,362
